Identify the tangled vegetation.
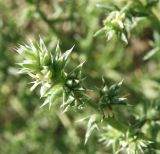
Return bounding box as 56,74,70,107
1,0,160,154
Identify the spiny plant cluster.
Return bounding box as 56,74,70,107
17,39,85,111
17,38,157,154
95,0,159,44
16,38,126,114
16,0,160,153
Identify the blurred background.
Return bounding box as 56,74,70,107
1,0,160,154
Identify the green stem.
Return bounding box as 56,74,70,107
85,96,127,133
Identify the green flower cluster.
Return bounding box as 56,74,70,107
94,11,128,44
99,79,127,118
17,38,85,110
95,0,159,44
99,126,152,154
